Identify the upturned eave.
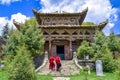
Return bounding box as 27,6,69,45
32,8,88,25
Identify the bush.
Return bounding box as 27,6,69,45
102,54,117,72
6,46,37,80
77,40,94,59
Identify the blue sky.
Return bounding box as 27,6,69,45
0,0,120,35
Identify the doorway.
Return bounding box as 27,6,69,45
56,45,64,60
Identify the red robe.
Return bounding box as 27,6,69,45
49,56,55,70
55,56,61,71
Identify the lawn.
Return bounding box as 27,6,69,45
0,69,117,80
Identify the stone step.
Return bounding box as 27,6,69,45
38,60,80,76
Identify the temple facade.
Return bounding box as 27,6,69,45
14,8,108,60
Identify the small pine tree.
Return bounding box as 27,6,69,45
2,23,10,41
6,46,37,80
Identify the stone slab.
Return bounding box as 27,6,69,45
53,77,70,80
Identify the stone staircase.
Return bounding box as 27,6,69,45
37,60,80,76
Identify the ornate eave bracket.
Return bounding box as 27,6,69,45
13,19,21,30
96,19,108,30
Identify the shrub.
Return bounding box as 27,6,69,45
6,46,37,80
102,54,117,72
77,40,94,59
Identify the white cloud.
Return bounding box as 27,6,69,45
0,13,29,36
40,0,119,35
0,17,9,27
0,0,21,5
10,13,30,23
0,17,9,35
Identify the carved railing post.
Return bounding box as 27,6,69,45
73,51,77,61
73,51,82,69
45,51,48,61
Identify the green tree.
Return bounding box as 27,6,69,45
2,23,10,40
2,18,45,56
93,30,107,47
6,46,37,80
22,18,45,56
91,30,108,59
108,32,120,58
2,30,24,56
92,31,117,72
108,32,120,51
77,40,94,59
100,44,116,72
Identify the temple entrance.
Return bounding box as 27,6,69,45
51,40,71,60
56,45,64,60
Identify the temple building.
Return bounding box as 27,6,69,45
14,8,108,60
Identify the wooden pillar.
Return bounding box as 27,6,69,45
69,40,72,59
69,31,73,59
49,29,51,57
49,40,51,56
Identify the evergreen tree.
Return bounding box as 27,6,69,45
108,32,120,52
92,31,117,72
93,30,107,47
6,46,37,80
21,18,45,56
2,23,10,40
91,30,108,59
2,18,45,57
100,44,116,72
107,32,120,59
2,30,24,56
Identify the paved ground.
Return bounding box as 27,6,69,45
38,60,80,76
53,77,70,80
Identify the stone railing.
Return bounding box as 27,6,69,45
78,60,95,69
73,52,95,69
35,51,48,72
73,52,82,69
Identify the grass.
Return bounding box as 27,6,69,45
0,69,8,80
0,69,117,80
70,71,117,80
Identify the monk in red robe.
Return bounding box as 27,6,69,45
55,56,61,71
49,56,55,70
